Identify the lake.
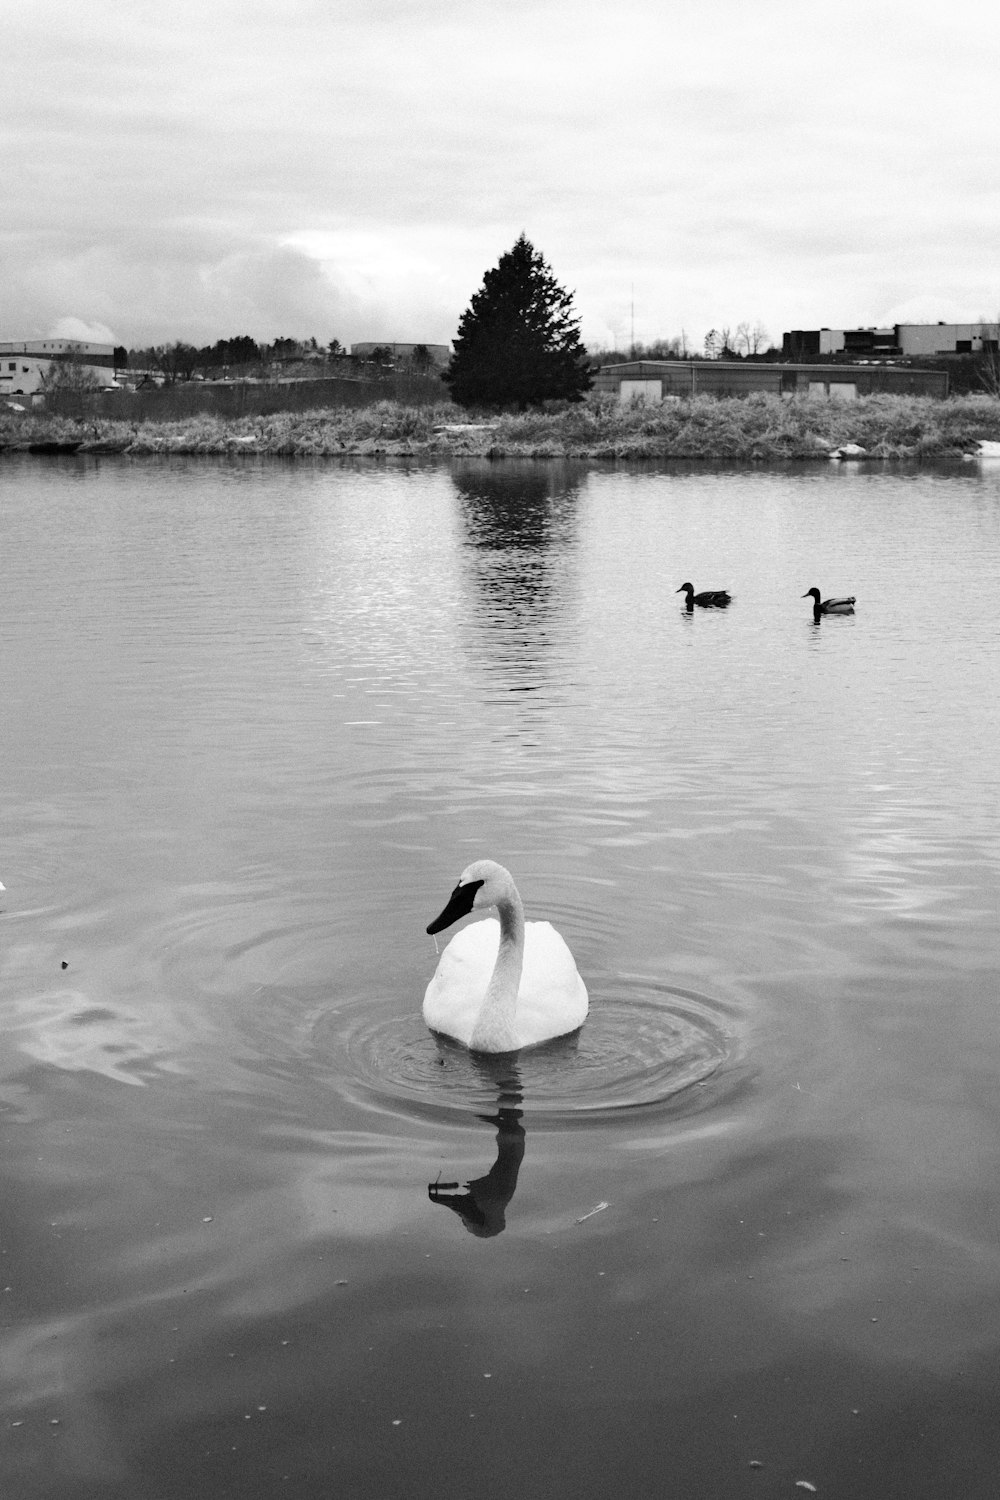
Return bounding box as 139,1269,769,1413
1,452,999,1499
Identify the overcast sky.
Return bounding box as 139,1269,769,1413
5,0,999,353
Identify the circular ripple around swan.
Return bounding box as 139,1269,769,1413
312,973,739,1129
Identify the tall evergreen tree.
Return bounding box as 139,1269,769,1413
444,235,592,410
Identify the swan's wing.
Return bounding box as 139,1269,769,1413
422,919,499,1045
422,918,588,1050
514,922,589,1046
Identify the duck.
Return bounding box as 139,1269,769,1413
676,582,732,608
802,587,856,616
424,860,588,1053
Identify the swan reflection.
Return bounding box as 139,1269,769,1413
428,1059,526,1238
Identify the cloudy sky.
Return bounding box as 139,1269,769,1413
5,0,999,353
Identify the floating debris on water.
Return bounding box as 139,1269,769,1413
576,1201,609,1224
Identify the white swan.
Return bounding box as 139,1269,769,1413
423,860,588,1053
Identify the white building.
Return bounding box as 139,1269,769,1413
0,339,117,397
895,323,997,356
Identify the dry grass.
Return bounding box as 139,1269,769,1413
3,392,999,461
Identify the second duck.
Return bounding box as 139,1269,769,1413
802,587,856,618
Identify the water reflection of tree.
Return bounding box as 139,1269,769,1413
449,460,584,690
428,1058,525,1238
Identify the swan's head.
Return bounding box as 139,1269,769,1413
426,860,514,935
802,588,821,602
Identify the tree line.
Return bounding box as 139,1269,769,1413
112,237,593,410
120,335,426,384
112,235,780,409
69,234,999,412
595,325,775,365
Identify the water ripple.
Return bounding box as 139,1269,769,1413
312,974,740,1130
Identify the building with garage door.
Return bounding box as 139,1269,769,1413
594,360,948,403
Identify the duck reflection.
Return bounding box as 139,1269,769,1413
428,1058,525,1238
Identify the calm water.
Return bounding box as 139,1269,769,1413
2,452,999,1499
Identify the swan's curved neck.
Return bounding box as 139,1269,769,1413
470,891,525,1052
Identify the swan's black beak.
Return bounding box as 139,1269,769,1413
427,878,483,935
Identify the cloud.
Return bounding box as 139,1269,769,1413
48,317,117,345
877,295,993,327
0,233,372,348
4,0,1000,348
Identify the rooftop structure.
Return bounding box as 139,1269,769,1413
783,322,998,360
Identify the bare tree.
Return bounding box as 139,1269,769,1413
628,337,682,359
151,342,200,384
39,344,103,393
751,321,770,355
736,320,771,356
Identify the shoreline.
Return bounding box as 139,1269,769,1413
3,392,999,462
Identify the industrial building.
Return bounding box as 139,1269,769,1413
783,322,998,359
0,339,117,396
595,360,949,403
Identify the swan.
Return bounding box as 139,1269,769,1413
423,860,588,1053
802,587,856,616
676,582,732,608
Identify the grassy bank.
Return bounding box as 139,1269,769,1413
3,392,999,461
